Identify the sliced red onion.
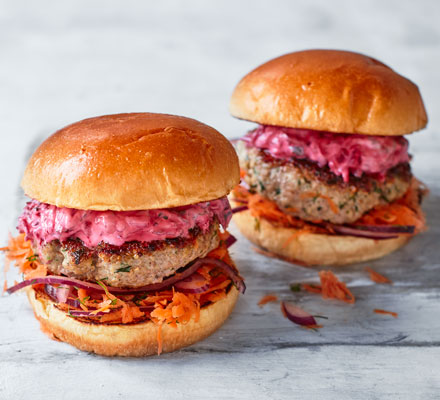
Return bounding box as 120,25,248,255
350,224,415,234
231,206,248,214
7,258,203,295
281,301,317,326
224,234,237,248
198,257,246,294
6,256,245,296
331,225,399,240
174,273,210,293
45,284,81,309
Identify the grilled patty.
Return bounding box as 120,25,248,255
237,141,411,224
35,222,220,288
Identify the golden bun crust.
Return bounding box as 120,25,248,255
231,204,410,266
22,113,240,210
230,49,427,136
27,286,239,357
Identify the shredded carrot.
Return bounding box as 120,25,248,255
247,192,313,230
121,303,144,324
1,233,47,282
302,271,355,304
302,283,322,294
374,309,398,318
232,181,426,239
258,294,278,307
3,231,239,356
358,178,427,233
365,267,392,284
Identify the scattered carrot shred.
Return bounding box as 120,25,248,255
302,271,355,304
1,233,47,291
374,309,398,318
365,267,392,284
319,271,355,304
302,284,322,294
258,294,278,307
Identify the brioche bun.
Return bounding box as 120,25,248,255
22,113,240,211
28,286,239,357
230,49,427,136
231,202,410,266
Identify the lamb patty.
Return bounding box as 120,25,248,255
237,141,411,224
35,222,220,288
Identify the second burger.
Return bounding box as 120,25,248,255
229,49,428,266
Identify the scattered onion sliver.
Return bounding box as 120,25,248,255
281,301,317,327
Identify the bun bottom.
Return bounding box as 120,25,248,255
27,286,239,357
232,207,410,266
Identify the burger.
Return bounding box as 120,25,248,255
229,50,428,266
3,113,244,356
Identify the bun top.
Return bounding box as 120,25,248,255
230,49,427,136
22,113,240,210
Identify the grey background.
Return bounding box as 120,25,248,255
0,1,439,399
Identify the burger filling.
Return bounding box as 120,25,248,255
17,198,231,287
238,143,411,224
234,125,426,236
3,196,244,354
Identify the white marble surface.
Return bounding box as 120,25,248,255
0,1,439,399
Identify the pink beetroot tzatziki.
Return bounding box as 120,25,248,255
18,197,232,249
242,125,410,182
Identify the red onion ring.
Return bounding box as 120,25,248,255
197,257,246,294
7,256,245,295
348,224,415,234
330,225,400,239
7,258,203,295
174,273,210,293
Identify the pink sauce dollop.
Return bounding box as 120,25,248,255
243,125,410,182
18,198,232,249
